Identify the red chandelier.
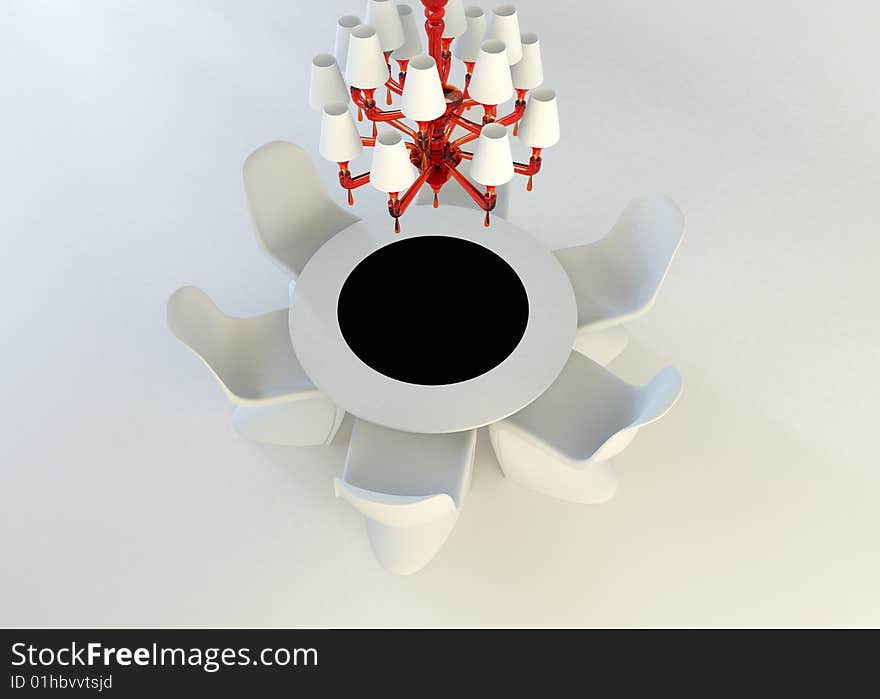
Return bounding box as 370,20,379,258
311,1,560,232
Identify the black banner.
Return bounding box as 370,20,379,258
0,629,875,695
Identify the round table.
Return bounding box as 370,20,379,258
289,206,577,434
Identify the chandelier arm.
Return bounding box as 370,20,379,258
438,38,454,83
449,114,483,134
443,98,475,139
461,62,475,96
382,52,404,95
338,166,371,190
445,162,495,212
365,105,407,122
496,101,527,128
513,148,544,176
450,130,481,148
513,160,540,176
395,59,409,89
389,166,433,219
385,119,418,138
360,136,376,147
353,88,406,122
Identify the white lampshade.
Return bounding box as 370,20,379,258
309,54,350,112
453,7,486,62
401,55,446,121
517,87,560,148
470,123,514,186
442,0,468,38
510,32,543,90
346,25,390,89
334,15,360,70
392,5,423,61
365,0,405,52
489,4,522,65
370,130,417,193
319,103,364,163
468,39,513,106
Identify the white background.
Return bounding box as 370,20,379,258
2,0,879,626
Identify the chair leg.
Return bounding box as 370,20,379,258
233,398,343,446
573,325,629,365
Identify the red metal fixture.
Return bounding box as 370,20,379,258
335,0,543,232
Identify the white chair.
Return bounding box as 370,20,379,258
416,159,511,219
167,286,344,446
553,194,685,365
334,420,477,575
489,352,681,504
243,140,360,281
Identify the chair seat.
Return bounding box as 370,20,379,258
167,287,316,406
503,352,641,462
230,310,316,402
553,249,642,330
488,352,682,504
168,286,345,445
343,420,477,507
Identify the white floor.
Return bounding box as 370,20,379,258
2,0,879,627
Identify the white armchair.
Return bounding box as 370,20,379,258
489,352,681,504
243,140,360,281
335,419,477,575
554,194,684,364
167,286,345,445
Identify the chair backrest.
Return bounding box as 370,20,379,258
591,365,682,462
167,286,237,392
595,193,685,311
635,366,683,425
333,479,457,527
243,141,360,278
506,352,637,460
167,286,310,403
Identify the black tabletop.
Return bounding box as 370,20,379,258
337,235,530,386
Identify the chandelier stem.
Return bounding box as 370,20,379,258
422,1,447,71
